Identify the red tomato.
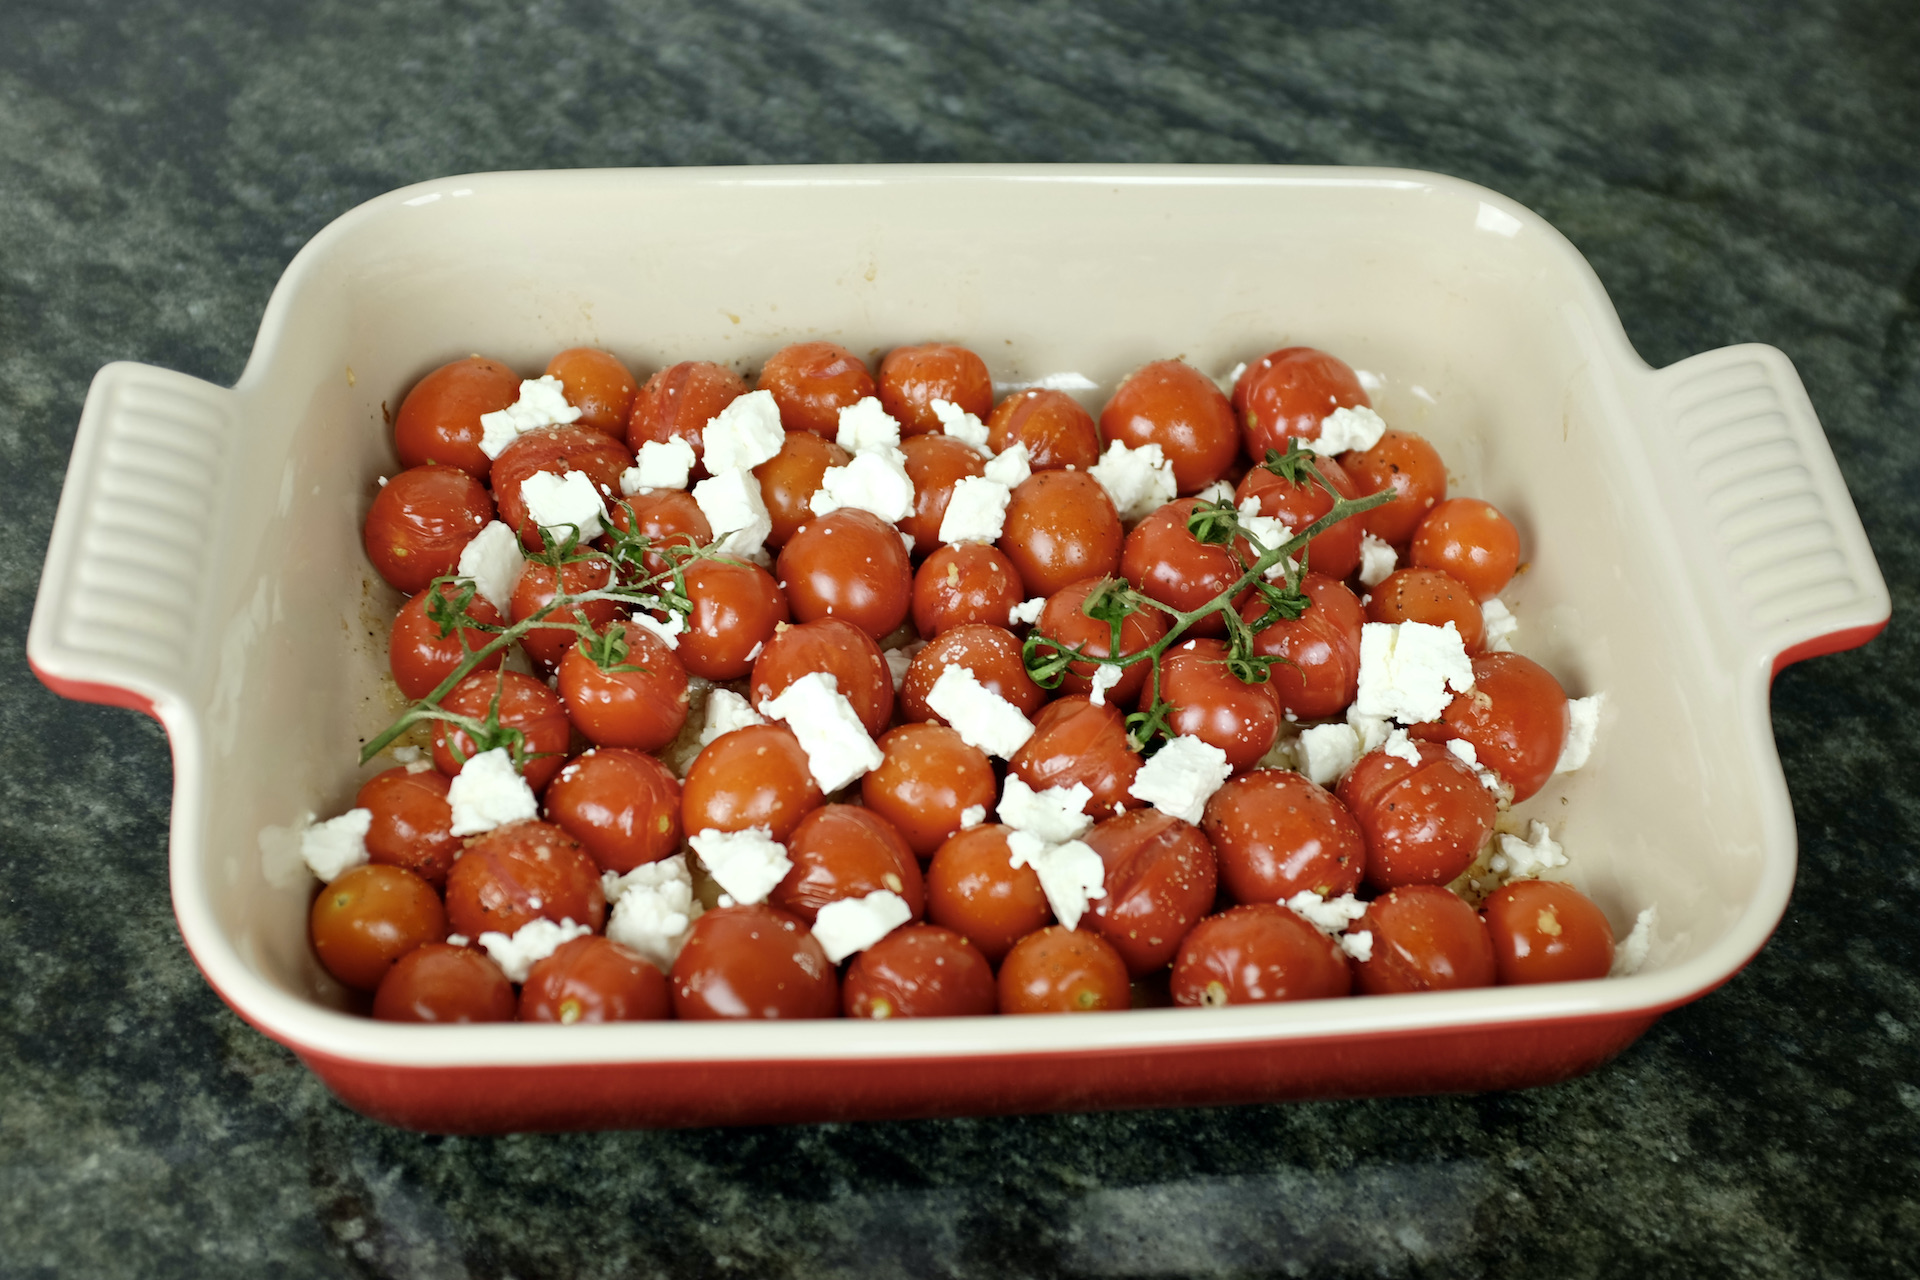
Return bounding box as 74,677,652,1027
1033,576,1169,706
431,670,572,792
545,347,637,438
1483,880,1615,985
1157,638,1282,774
1410,498,1522,600
925,825,1051,964
1170,905,1352,1005
1337,741,1497,890
1241,572,1363,719
772,804,924,924
999,927,1131,1014
757,341,875,437
844,924,997,1018
1351,885,1496,994
555,621,690,752
603,488,712,580
388,583,505,701
508,553,623,673
363,465,494,594
393,355,521,479
1007,697,1144,818
901,623,1046,723
669,904,839,1019
878,342,993,436
309,864,447,991
357,766,461,888
1409,652,1569,803
899,433,987,552
1099,359,1239,493
373,944,516,1023
1202,768,1366,902
1120,497,1247,637
999,470,1124,599
861,723,999,860
778,508,914,640
627,360,748,478
543,747,682,874
677,559,790,681
986,388,1102,471
519,935,670,1023
1080,808,1219,976
1365,568,1485,652
1233,450,1364,580
442,819,607,939
755,430,850,549
490,425,634,551
1342,429,1446,546
912,543,1027,637
681,723,822,841
750,617,895,738
1231,347,1371,461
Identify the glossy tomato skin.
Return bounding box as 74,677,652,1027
1234,451,1364,580
999,927,1132,1014
310,865,448,991
1337,741,1498,890
491,425,634,551
1483,880,1615,985
394,355,521,478
925,825,1051,964
844,924,997,1018
669,904,839,1019
519,935,670,1023
1157,638,1283,774
431,670,573,792
1120,497,1245,637
1099,359,1239,493
682,723,823,841
750,617,894,738
555,623,689,752
443,819,607,940
986,388,1102,471
778,508,914,640
389,583,506,701
373,944,516,1023
604,488,712,579
357,766,461,888
861,723,999,860
545,347,637,438
772,804,924,924
1203,768,1366,902
543,747,682,873
1034,576,1169,705
1080,808,1219,977
1008,697,1144,817
677,559,789,680
1232,347,1371,461
1365,568,1485,652
510,553,623,673
1242,573,1364,720
1410,498,1522,600
901,623,1045,723
900,433,987,552
1410,652,1569,803
1170,905,1352,1005
755,430,850,549
1352,885,1496,995
1342,429,1447,546
757,341,875,437
364,465,494,594
913,543,1027,637
879,343,993,437
627,360,748,479
999,469,1124,600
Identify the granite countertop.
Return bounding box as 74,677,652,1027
2,2,1915,1276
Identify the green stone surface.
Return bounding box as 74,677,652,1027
2,2,1915,1276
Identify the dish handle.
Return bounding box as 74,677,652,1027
1643,343,1890,678
27,362,241,719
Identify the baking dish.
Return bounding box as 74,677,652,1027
28,165,1889,1132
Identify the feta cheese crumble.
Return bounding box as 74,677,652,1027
809,450,916,523
698,688,767,748
1488,820,1569,880
925,664,1036,759
938,475,1013,544
621,437,698,494
958,804,987,829
630,609,686,650
759,670,884,792
1295,722,1362,786
1128,735,1232,824
1339,931,1375,963
1234,497,1295,578
983,442,1032,488
479,376,583,459
931,398,991,455
998,775,1094,844
700,389,785,474
457,520,527,615
1555,693,1606,773
692,468,774,559
447,747,539,836
812,890,914,963
1089,439,1177,523
1007,597,1047,627
1480,598,1518,653
479,917,592,983
1088,662,1124,707
1444,737,1510,797
689,826,792,907
301,808,372,881
1357,533,1398,588
1284,889,1368,935
604,854,703,971
1307,405,1387,456
1007,831,1107,930
882,641,922,692
835,396,903,455
1610,905,1658,977
1382,727,1423,767
1348,706,1392,755
1353,620,1474,724
1194,479,1236,505
520,469,609,543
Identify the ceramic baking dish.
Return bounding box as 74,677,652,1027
29,165,1889,1132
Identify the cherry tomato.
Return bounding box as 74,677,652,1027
1483,880,1615,985
681,723,823,841
1410,652,1569,803
1241,572,1363,720
777,508,914,640
878,342,993,436
772,804,924,924
393,355,521,479
1233,450,1364,580
627,359,748,478
999,470,1123,600
556,621,690,751
999,927,1131,1014
750,617,894,737
1351,885,1496,994
604,488,712,579
1170,905,1352,1005
844,924,997,1018
986,388,1102,471
924,825,1051,964
1008,697,1144,818
1120,497,1247,636
545,347,637,438
1157,638,1282,774
1342,429,1446,546
1033,576,1169,706
669,903,839,1019
900,433,987,552
1080,808,1219,976
357,766,461,888
1337,741,1497,890
913,542,1027,637
677,558,790,680
861,723,999,859
431,670,573,792
445,821,607,942
519,935,670,1023
1202,768,1367,902
373,944,516,1022
755,430,851,549
1232,347,1371,461
543,747,682,874
310,864,448,990
490,425,634,551
756,341,875,437
1099,359,1239,493
901,624,1046,723
1365,568,1484,652
1410,498,1522,600
389,582,506,701
508,553,623,673
363,465,494,594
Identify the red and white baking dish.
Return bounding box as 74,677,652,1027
28,166,1890,1132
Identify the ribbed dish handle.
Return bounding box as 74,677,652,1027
1642,344,1889,678
28,362,240,718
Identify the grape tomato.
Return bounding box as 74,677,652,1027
756,341,875,437
750,617,895,737
878,342,992,436
1099,359,1239,493
773,804,925,924
1232,346,1371,461
394,355,521,478
986,387,1102,471
999,470,1123,599
628,359,747,477
777,508,914,640
1170,905,1351,1006
843,924,997,1019
912,543,1026,637
670,904,839,1020
363,465,494,595
520,935,670,1023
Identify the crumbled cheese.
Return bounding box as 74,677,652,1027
1087,662,1124,707
1284,889,1368,935
630,610,686,650
1488,820,1569,880
996,371,1098,393
689,826,792,906
1194,479,1236,505
1555,693,1606,773
1234,496,1295,578
1357,533,1398,588
1308,405,1387,456
301,808,372,881
938,475,1013,545
478,376,583,459
983,442,1032,488
1007,597,1047,627
692,468,773,559
1006,831,1107,931
1295,722,1362,786
1348,706,1392,754
1128,735,1232,824
999,775,1093,844
812,890,914,963
701,389,785,474
1382,727,1423,767
1610,905,1657,977
809,450,916,523
1089,439,1177,523
924,664,1035,759
958,804,987,829
1444,737,1510,797
604,854,703,971
899,529,916,554
932,398,992,455
698,688,767,748
447,747,539,836
457,520,527,614
760,670,884,792
1481,598,1518,653
446,934,470,948
882,641,923,692
1219,362,1247,393
520,470,609,543
479,917,592,983
621,437,698,494
390,744,424,765
835,396,904,455
1354,620,1474,724
1339,931,1374,963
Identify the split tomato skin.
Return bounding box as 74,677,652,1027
1338,741,1498,891
1203,768,1366,903
844,924,997,1019
1079,808,1219,977
1171,904,1352,1006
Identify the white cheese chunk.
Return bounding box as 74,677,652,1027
1284,889,1369,935
1357,533,1398,588
519,469,609,543
1353,620,1474,724
456,520,527,615
809,450,915,523
1007,597,1047,627
811,890,914,963
1218,362,1248,394
692,468,773,559
1089,439,1177,523
938,475,1013,545
447,747,539,836
1555,693,1606,773
301,808,372,882
1087,662,1124,707
1339,930,1375,963
924,664,1035,759
1348,706,1392,754
1128,735,1231,824
1234,496,1295,578
882,641,922,692
1007,831,1107,931
698,688,767,748
1488,820,1568,880
760,670,884,792
1308,405,1387,456
958,804,987,829
983,442,1032,488
621,437,698,495
999,775,1094,844
1610,904,1658,977
689,826,792,907
479,376,583,459
630,610,686,650
479,917,592,983
701,389,785,474
931,398,992,455
603,854,702,971
1194,479,1236,505
1295,722,1362,786
1381,727,1423,767
1481,598,1518,653
1444,737,1510,797
835,396,903,454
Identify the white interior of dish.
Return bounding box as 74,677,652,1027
167,168,1790,1064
